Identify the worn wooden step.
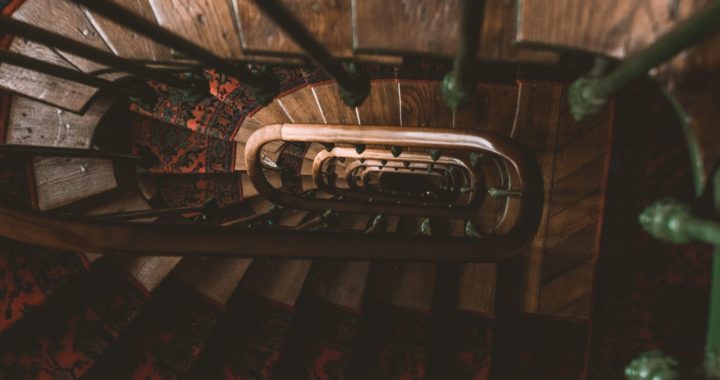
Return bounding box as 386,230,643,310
233,0,353,59
143,0,298,64
32,156,117,211
6,94,115,148
82,0,173,61
0,40,99,113
354,0,559,64
12,0,112,72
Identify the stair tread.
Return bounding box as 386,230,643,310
354,0,558,63
13,0,112,73
33,156,118,211
233,0,353,58
148,0,245,60
83,0,173,61
0,40,98,113
6,94,114,149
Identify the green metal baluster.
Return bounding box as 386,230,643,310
569,0,720,121
366,214,386,233
442,0,485,111
707,249,720,378
429,149,441,161
464,220,482,238
469,152,484,167
488,187,522,198
625,351,679,380
391,146,402,158
638,197,720,377
420,218,432,236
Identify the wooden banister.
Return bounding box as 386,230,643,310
246,124,533,219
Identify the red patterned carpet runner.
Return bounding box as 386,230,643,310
276,297,362,379
0,261,149,379
85,278,223,380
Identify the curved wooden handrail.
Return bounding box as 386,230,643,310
348,162,458,203
313,148,479,198
354,164,450,189
0,126,542,262
245,123,543,232
339,165,454,206
0,201,538,262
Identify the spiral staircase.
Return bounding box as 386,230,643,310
0,0,717,379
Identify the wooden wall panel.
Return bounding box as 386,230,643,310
536,99,612,319
510,81,563,313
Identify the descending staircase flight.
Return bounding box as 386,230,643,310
0,0,717,379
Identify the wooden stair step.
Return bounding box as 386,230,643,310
147,0,244,61
0,257,177,379
307,82,358,124
233,0,352,58
13,0,112,73
82,0,173,61
0,40,98,113
33,156,117,211
354,0,559,64
515,0,703,59
6,94,115,149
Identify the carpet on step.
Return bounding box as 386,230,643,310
0,163,89,334
131,115,236,174
85,277,223,380
198,293,296,380
350,304,432,380
0,240,88,335
276,296,362,379
145,173,244,209
277,142,308,194
446,310,494,380
0,261,150,379
493,313,589,379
